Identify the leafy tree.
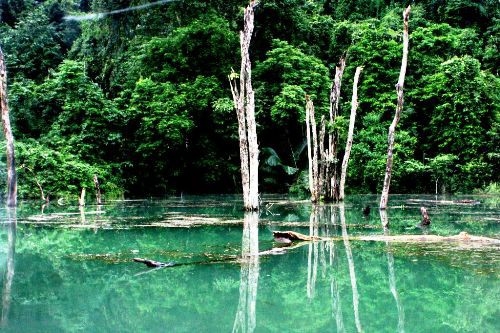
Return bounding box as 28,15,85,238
0,7,63,81
16,139,122,200
41,60,124,162
420,56,499,191
131,14,239,84
122,77,195,195
0,0,79,82
254,39,330,191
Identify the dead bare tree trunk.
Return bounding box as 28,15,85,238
339,67,363,201
305,96,319,202
229,2,259,211
318,116,326,198
0,46,17,207
380,6,411,210
328,58,346,202
94,174,102,205
79,188,86,207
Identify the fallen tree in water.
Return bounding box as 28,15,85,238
406,199,481,206
133,258,175,268
133,231,499,270
272,230,500,245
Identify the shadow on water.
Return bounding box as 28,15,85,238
0,195,498,332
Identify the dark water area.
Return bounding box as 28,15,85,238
0,194,498,332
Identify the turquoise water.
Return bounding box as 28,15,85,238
0,195,498,332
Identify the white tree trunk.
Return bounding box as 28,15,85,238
0,46,17,207
305,97,319,202
229,3,259,211
339,66,363,200
380,5,411,210
328,58,345,201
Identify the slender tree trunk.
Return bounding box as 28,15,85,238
328,58,346,202
0,46,17,207
229,3,259,211
94,175,102,205
380,6,411,210
79,188,86,206
305,96,319,202
319,116,326,198
339,67,363,200
20,165,47,203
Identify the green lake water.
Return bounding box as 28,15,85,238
0,195,498,332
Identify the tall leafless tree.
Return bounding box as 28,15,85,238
380,6,411,210
305,96,319,202
339,66,363,200
0,46,17,207
229,2,259,211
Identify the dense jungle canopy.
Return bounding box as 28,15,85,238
0,0,498,200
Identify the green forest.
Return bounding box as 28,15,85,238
0,0,498,200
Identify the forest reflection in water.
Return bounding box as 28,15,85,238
232,200,498,333
0,195,499,332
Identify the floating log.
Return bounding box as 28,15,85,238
406,199,480,206
133,258,176,268
271,230,500,245
272,230,323,242
355,232,500,244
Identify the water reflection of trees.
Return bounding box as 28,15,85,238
380,209,405,333
304,204,405,332
233,212,259,333
1,209,16,328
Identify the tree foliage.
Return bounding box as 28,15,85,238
0,0,498,199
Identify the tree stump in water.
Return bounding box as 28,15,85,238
420,206,431,226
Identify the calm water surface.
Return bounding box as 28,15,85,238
0,195,498,332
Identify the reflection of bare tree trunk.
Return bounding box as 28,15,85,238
233,212,259,333
307,206,319,298
328,226,346,332
1,209,16,327
326,206,345,332
380,210,405,332
386,249,405,332
339,204,362,332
